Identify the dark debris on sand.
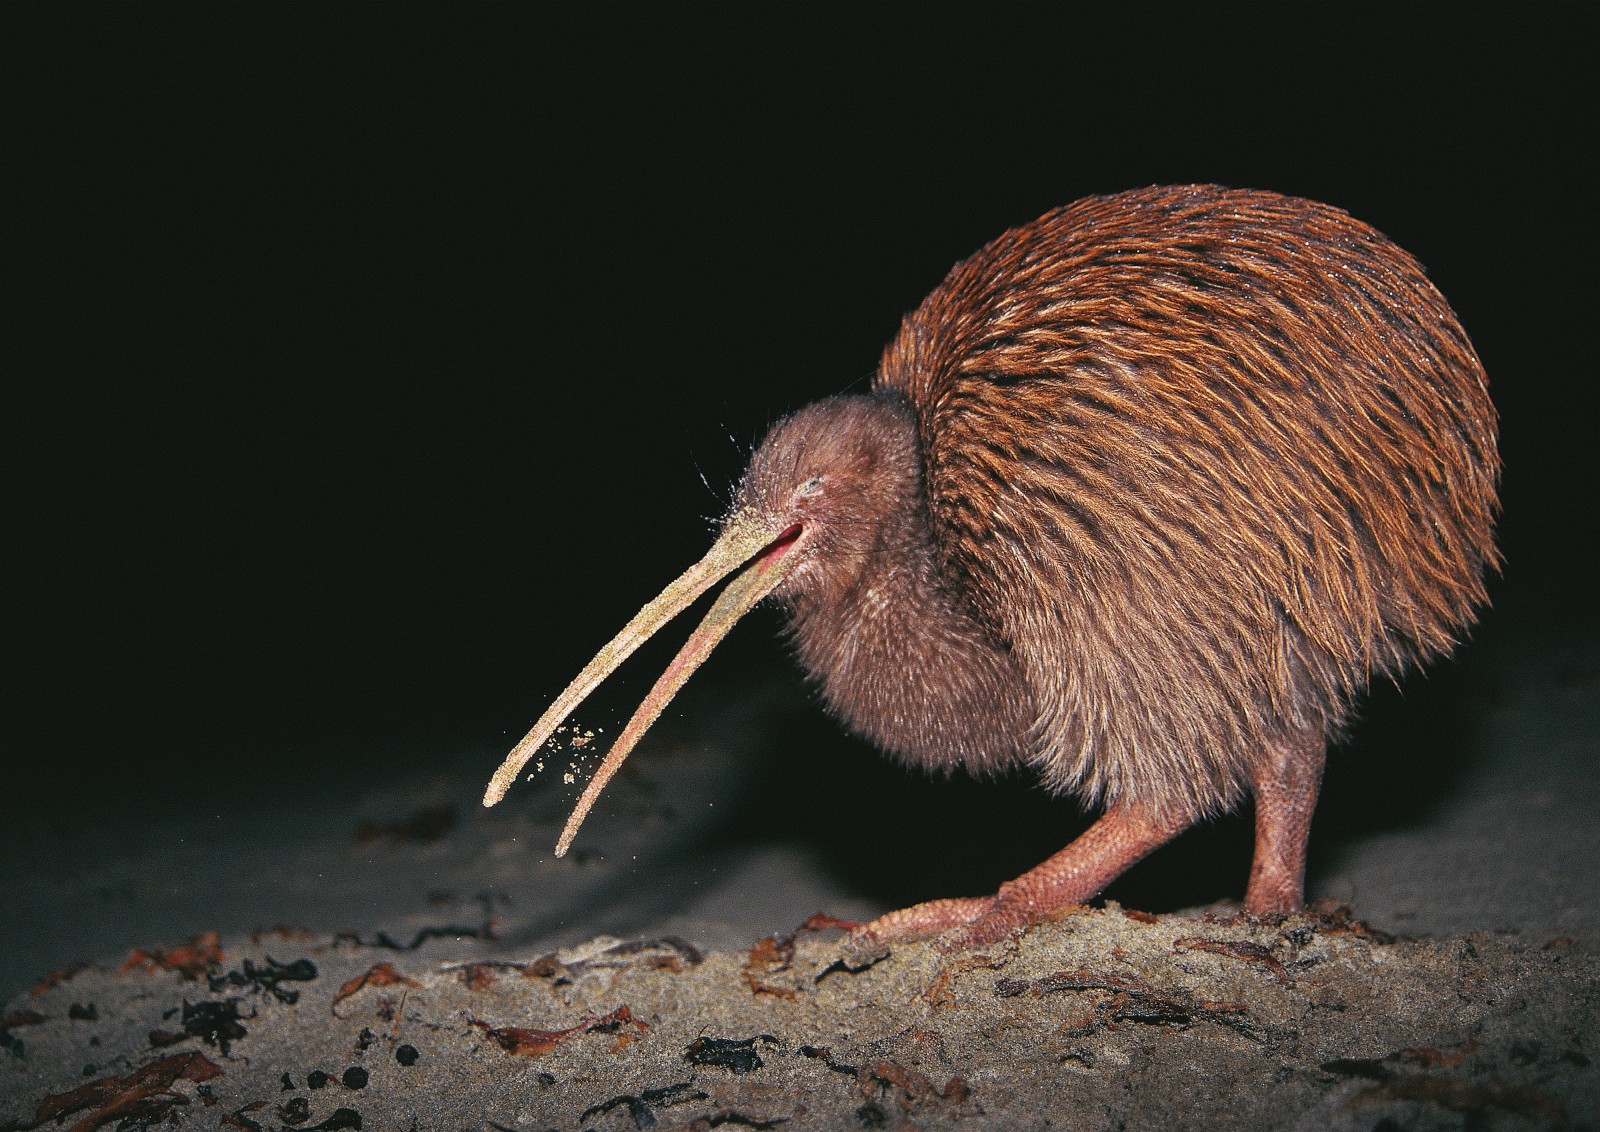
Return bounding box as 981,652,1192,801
3,906,1596,1130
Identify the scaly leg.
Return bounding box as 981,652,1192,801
1243,731,1326,915
850,803,1193,950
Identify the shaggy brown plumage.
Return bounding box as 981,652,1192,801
868,184,1500,821
486,184,1499,946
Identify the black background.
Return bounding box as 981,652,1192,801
8,5,1594,888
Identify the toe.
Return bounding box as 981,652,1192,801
850,896,996,946
939,902,1035,951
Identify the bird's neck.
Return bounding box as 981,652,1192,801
782,460,1034,777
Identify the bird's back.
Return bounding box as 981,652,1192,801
874,185,1499,820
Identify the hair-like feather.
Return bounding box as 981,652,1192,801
862,184,1499,820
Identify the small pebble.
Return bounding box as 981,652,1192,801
279,1097,311,1122
343,1065,369,1089
396,1044,419,1066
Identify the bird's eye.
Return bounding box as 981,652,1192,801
797,476,824,497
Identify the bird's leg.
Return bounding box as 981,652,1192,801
1243,731,1326,915
851,804,1193,951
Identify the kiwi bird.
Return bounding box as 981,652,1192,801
484,184,1499,948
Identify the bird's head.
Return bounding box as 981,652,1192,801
731,394,920,606
482,393,922,855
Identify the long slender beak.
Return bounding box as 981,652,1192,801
482,508,805,857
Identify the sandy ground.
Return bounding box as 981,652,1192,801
3,623,1597,1128
4,905,1596,1131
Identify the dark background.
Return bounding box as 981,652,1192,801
8,6,1595,903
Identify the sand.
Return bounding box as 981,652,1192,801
3,626,1597,1129
3,905,1595,1130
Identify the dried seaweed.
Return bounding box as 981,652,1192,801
1299,898,1398,943
149,999,252,1056
526,936,704,985
580,1081,706,1129
18,1051,223,1132
209,957,319,1004
474,1004,648,1058
334,920,498,951
921,951,1010,1010
855,1060,972,1118
994,967,1277,1043
120,931,225,980
743,914,856,998
741,937,798,1001
332,963,420,1011
994,967,1159,999
683,1035,778,1074
798,1045,860,1077
1172,935,1293,984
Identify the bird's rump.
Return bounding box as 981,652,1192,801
875,185,1500,821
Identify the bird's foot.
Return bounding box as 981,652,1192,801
845,892,1055,955
844,805,1192,956
848,896,994,948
